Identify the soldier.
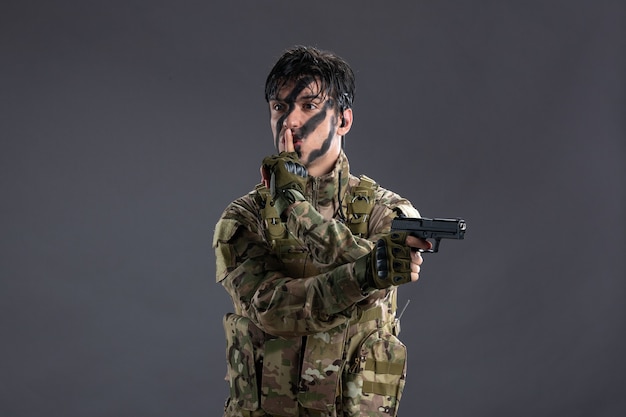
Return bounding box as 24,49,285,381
213,45,432,417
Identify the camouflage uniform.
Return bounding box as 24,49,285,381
214,151,420,417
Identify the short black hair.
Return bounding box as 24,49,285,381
264,46,355,112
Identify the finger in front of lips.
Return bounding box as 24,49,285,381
282,129,295,153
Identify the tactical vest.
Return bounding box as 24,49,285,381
223,176,407,417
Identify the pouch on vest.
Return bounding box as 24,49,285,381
346,175,376,238
342,328,407,417
223,313,264,411
261,336,301,416
297,323,349,412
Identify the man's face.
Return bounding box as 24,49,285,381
268,78,350,177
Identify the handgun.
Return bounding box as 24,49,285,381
391,217,467,253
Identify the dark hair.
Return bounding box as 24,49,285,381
264,46,355,112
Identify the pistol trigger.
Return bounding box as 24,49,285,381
431,238,442,253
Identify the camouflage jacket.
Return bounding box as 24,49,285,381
214,151,420,417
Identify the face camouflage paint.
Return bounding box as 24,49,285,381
269,76,346,177
299,100,336,164
273,77,316,150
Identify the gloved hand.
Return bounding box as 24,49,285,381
357,231,414,289
261,152,308,215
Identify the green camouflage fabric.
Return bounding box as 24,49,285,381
214,151,421,417
343,326,407,416
223,313,264,410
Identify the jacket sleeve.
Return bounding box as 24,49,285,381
213,201,377,338
285,201,375,265
368,187,421,239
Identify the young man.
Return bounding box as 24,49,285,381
213,46,431,417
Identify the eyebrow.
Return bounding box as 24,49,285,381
273,93,325,103
299,93,324,101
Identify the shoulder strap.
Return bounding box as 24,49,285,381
345,175,377,237
256,184,288,244
257,185,311,276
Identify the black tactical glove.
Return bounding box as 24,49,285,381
356,231,413,290
261,152,308,215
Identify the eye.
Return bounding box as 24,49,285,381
270,100,285,112
303,102,318,110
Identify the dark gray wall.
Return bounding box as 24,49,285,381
1,1,624,416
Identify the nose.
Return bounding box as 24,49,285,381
282,107,304,129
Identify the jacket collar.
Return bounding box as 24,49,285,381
308,150,351,209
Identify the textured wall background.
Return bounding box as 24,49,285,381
1,1,624,416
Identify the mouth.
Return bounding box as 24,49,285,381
292,133,303,150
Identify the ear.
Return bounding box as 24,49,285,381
337,108,353,136
260,165,271,188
